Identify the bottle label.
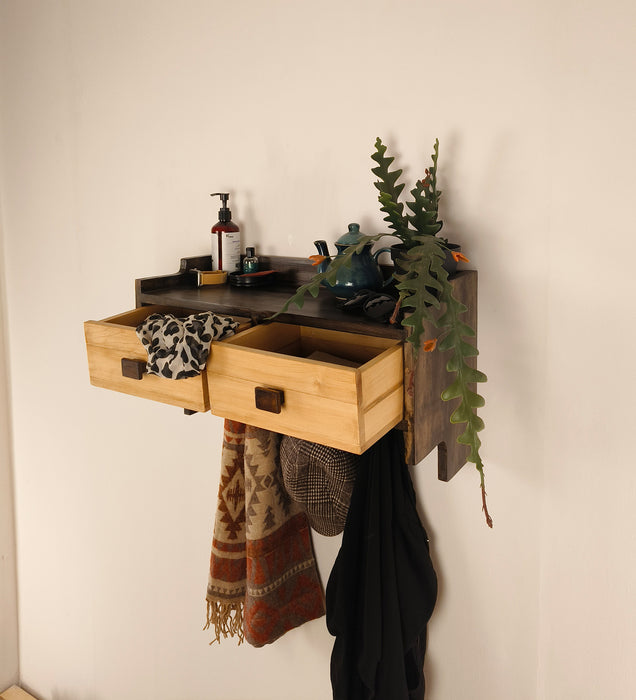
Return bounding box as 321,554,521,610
221,231,241,272
211,231,241,272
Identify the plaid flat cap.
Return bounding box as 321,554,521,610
280,435,359,537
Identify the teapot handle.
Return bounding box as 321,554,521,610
372,247,395,288
372,247,392,263
372,248,393,289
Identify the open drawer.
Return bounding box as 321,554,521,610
84,305,248,412
207,322,404,453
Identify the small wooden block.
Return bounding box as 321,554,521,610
121,357,147,380
254,386,285,414
196,270,227,286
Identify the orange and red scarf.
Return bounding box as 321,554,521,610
206,420,325,647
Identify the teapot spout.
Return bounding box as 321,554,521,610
314,240,330,256
313,240,331,272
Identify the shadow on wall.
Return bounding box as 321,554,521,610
444,129,546,480
408,459,441,699
0,211,19,693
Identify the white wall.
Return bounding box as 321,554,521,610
537,4,636,697
0,1,634,698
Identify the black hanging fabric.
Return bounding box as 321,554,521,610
326,430,438,700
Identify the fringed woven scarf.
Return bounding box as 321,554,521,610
206,420,325,647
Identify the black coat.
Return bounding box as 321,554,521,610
326,430,438,700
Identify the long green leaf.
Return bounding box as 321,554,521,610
437,278,492,526
372,138,410,241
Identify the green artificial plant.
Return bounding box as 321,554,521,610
274,139,492,527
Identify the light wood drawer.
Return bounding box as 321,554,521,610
84,305,247,412
207,323,404,453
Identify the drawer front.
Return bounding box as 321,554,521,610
84,305,222,412
207,323,404,453
208,373,363,451
86,344,209,411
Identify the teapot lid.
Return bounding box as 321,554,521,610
336,222,365,246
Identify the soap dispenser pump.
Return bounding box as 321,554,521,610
210,192,241,272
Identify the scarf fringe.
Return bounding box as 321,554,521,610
204,599,245,645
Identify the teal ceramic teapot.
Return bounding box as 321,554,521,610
314,223,389,299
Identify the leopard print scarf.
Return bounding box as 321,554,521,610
136,311,238,379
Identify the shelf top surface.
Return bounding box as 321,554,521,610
137,281,407,338
135,255,475,340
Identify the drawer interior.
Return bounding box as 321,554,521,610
222,323,399,367
86,305,251,350
99,305,249,329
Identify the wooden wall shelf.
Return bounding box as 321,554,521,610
87,254,477,481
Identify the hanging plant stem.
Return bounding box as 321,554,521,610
436,274,491,527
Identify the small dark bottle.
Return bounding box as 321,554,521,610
210,192,241,272
242,247,259,273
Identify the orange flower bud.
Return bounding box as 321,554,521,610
423,338,437,352
309,254,328,266
452,251,470,263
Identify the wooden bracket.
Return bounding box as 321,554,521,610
403,270,477,480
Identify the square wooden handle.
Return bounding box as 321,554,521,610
254,386,284,414
121,358,147,380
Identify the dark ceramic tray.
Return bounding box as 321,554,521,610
228,270,277,288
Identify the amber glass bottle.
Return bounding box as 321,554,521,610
210,192,241,272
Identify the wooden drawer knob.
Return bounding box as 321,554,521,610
121,358,147,380
255,386,284,414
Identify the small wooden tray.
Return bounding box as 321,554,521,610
228,270,277,287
